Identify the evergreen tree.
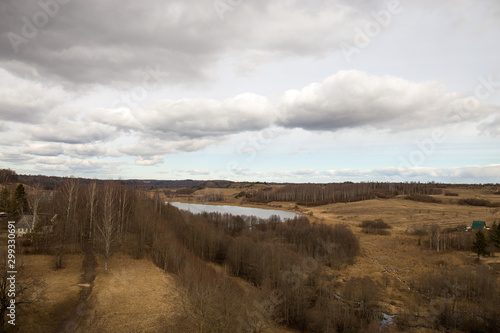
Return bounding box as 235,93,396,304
13,183,28,220
489,222,500,249
472,229,489,259
0,187,10,213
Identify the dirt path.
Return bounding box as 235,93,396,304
56,244,97,333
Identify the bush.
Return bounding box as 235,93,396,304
444,191,459,196
408,226,428,236
457,198,500,207
405,194,442,204
295,200,334,207
360,219,391,235
276,219,360,265
175,187,199,195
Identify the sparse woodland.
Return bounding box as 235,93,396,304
0,169,499,332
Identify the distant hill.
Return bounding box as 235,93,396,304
16,173,233,190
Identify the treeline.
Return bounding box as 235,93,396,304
244,182,443,205
18,179,136,270
0,169,18,184
2,169,228,191
399,265,500,331
0,183,29,221
407,222,500,256
409,224,473,252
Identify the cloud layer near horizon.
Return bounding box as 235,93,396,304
1,70,497,166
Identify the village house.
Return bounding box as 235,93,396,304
16,214,38,236
15,214,56,236
466,220,487,231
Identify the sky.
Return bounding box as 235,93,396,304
0,0,499,183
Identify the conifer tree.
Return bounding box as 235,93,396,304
472,229,489,260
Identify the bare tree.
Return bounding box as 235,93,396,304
0,169,18,184
153,189,162,214
0,252,40,332
116,184,132,243
97,182,118,271
55,178,80,268
86,180,98,245
27,183,44,230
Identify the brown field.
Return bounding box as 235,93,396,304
17,254,83,333
165,185,500,331
4,185,499,332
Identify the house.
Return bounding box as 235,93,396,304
16,215,38,236
471,220,486,230
16,214,56,236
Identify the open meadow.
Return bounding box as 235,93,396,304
1,181,499,332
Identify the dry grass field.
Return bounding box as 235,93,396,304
16,254,83,333
3,185,499,332
165,185,500,331
81,253,181,333
5,252,181,333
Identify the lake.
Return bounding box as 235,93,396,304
167,202,300,220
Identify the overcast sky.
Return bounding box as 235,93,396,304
0,0,499,183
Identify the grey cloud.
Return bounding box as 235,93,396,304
36,156,66,165
0,0,225,86
135,156,164,166
24,143,64,156
119,137,218,158
185,169,210,176
293,169,319,176
135,93,273,138
277,70,499,132
0,151,33,163
34,157,123,176
27,120,117,144
25,142,112,159
315,164,500,182
63,144,111,158
0,0,359,87
0,69,65,123
478,115,500,136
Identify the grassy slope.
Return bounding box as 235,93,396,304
8,186,500,332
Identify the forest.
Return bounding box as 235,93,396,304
0,169,499,332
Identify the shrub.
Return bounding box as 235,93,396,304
175,187,198,195
360,219,391,235
405,193,442,204
444,191,459,196
457,198,500,207
408,226,427,236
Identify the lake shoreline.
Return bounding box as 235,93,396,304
167,201,302,220
165,198,300,214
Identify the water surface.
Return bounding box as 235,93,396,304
168,202,300,220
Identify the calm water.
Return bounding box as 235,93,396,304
168,202,300,220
